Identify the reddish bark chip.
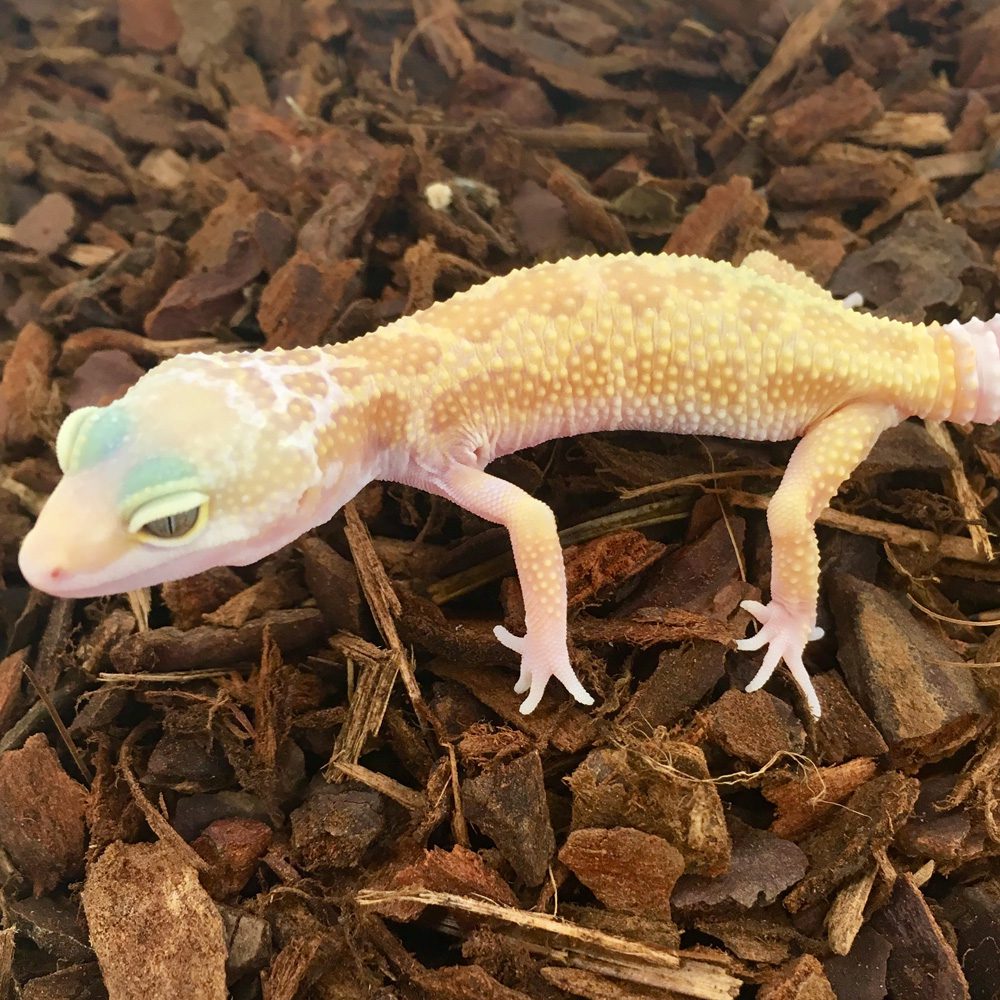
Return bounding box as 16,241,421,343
117,0,183,51
0,322,57,449
763,758,878,840
0,735,87,895
559,827,683,919
664,175,767,261
785,772,917,912
257,253,361,349
381,844,518,921
192,817,272,899
704,690,807,769
759,955,837,1000
765,73,883,162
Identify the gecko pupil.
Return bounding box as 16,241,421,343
143,507,199,539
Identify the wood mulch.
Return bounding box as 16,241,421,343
2,1,1000,998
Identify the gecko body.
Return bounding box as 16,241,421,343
18,252,1000,715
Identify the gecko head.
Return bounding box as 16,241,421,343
17,354,344,598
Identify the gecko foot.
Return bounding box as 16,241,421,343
734,600,824,718
494,625,595,714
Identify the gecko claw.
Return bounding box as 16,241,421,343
493,626,594,713
735,599,823,718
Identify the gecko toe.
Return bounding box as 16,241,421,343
735,630,769,652
744,640,783,693
739,599,769,620
554,663,594,706
519,676,547,715
785,651,821,717
494,625,525,653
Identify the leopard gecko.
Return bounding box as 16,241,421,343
18,251,1000,716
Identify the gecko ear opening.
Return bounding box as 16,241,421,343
129,491,209,545
55,407,99,473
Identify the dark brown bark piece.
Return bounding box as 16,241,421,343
8,895,90,963
940,880,1000,999
785,771,917,912
299,535,363,634
871,874,970,1000
559,827,684,919
622,514,746,619
451,64,556,128
823,924,891,1000
829,211,990,321
144,211,293,340
21,965,104,1000
828,574,991,769
462,751,555,886
290,786,385,873
947,172,1000,241
618,640,726,730
805,672,888,765
896,774,983,868
767,162,898,208
107,608,326,673
672,821,807,914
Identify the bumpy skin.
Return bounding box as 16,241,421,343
19,252,1000,715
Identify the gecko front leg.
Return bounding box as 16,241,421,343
428,463,594,714
736,401,900,716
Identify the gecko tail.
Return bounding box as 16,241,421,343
945,314,1000,424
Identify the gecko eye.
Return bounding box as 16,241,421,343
128,491,209,546
142,508,200,538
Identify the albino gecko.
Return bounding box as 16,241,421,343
18,251,1000,716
